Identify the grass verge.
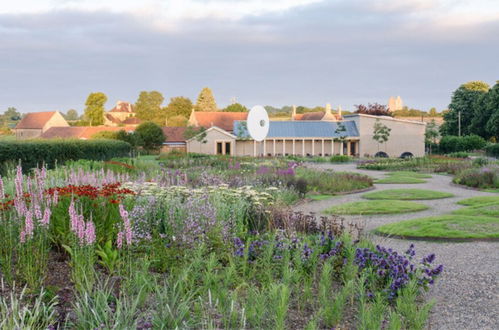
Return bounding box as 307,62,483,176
375,177,426,184
386,171,432,179
363,189,453,200
457,196,499,206
375,215,499,239
324,200,429,215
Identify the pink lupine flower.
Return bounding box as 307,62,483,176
85,221,96,245
119,204,133,246
40,208,51,226
34,203,42,220
15,165,23,198
0,176,4,200
69,199,78,232
20,230,26,243
24,210,34,239
52,190,59,205
77,215,86,244
117,231,124,249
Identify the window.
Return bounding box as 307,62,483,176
225,142,231,155
217,142,223,155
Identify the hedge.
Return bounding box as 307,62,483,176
438,135,486,153
0,139,132,174
485,144,499,158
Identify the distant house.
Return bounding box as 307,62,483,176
41,126,136,140
161,127,187,153
292,104,342,121
104,101,141,127
14,111,69,139
188,111,247,132
388,96,403,112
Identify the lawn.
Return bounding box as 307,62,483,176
324,200,429,215
374,171,433,184
375,215,499,239
453,203,499,218
386,171,433,179
308,194,335,201
457,196,499,206
363,189,453,200
375,176,426,184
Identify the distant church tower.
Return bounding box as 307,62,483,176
388,96,403,112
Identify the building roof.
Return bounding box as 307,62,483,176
15,111,58,129
233,120,359,139
299,112,325,120
162,127,187,142
41,126,137,139
191,112,247,131
109,101,135,113
105,113,122,124
122,117,141,125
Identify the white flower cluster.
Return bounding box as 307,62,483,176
122,182,275,207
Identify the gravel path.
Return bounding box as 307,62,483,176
295,163,499,330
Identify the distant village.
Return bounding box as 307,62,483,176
7,92,440,158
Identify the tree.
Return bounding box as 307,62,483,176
65,109,79,121
485,82,499,140
166,96,193,119
167,115,188,127
84,92,107,126
334,122,348,154
135,91,165,125
195,87,217,112
91,131,118,139
4,107,21,121
428,108,438,117
425,119,440,154
372,119,391,152
441,81,489,136
224,103,248,112
355,103,392,117
184,125,207,143
135,122,165,152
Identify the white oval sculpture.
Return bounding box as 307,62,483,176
247,105,269,142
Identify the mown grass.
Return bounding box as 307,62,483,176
308,194,335,201
324,200,429,215
375,176,426,184
453,203,499,218
363,189,453,201
386,171,433,179
457,196,499,206
375,215,499,239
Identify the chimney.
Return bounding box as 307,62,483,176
325,103,332,115
338,105,342,119
292,105,297,120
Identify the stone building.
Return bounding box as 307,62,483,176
388,96,403,112
186,110,425,158
104,101,141,127
14,111,69,139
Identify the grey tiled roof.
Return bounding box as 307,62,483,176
233,120,359,139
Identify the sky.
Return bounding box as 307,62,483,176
0,0,498,113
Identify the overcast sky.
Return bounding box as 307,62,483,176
1,0,498,113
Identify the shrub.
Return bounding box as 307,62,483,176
485,144,499,158
0,139,131,174
453,166,499,189
439,135,486,153
135,122,165,152
330,155,350,163
447,152,469,158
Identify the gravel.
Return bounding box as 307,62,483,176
295,163,499,330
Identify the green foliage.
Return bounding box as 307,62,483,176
65,109,80,121
195,87,218,112
439,135,486,153
166,96,193,119
485,143,499,157
134,91,165,125
470,81,499,140
441,81,489,136
91,131,119,139
166,115,188,127
224,103,248,112
425,120,440,154
372,119,391,151
295,168,373,195
0,139,131,174
183,125,207,143
330,155,350,163
428,107,439,117
135,122,165,152
96,241,120,274
83,92,107,126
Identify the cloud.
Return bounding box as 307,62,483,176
0,0,498,112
